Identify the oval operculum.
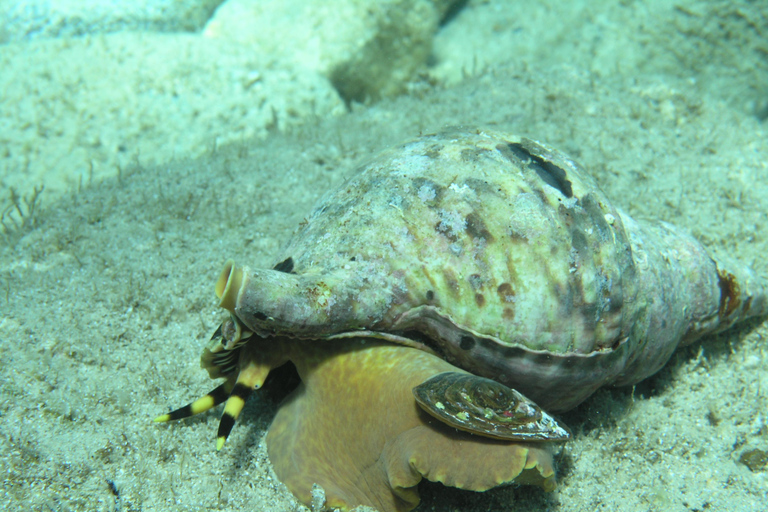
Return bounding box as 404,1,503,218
413,372,571,442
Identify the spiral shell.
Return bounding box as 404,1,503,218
157,127,768,512
211,127,768,412
413,372,570,441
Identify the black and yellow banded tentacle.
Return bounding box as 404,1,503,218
215,382,252,450
215,360,269,450
154,378,236,423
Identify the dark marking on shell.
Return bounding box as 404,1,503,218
497,142,573,198
423,143,444,159
443,268,461,296
507,228,529,242
327,289,360,326
460,146,493,162
475,293,486,307
273,257,295,274
581,193,613,242
466,212,495,242
497,282,515,301
459,336,476,350
420,267,440,299
464,177,500,197
567,220,590,256
717,269,741,319
503,257,520,292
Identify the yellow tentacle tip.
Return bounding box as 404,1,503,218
154,414,171,423
216,437,227,451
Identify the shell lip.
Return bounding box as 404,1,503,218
396,305,631,360
215,259,244,313
327,330,440,355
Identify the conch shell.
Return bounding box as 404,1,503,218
157,127,767,512
210,127,768,411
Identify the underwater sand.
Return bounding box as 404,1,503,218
1,1,767,511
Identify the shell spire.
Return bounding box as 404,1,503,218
610,215,768,386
